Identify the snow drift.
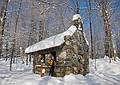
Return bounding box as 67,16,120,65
0,57,120,85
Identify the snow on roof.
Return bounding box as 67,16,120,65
72,14,81,21
83,32,89,45
25,25,77,53
25,13,89,54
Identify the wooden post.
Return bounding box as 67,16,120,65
33,54,36,73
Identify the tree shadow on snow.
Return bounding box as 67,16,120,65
84,74,101,85
38,76,64,85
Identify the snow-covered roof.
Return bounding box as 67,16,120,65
25,14,89,54
25,25,77,53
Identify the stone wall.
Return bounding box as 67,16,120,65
57,29,89,76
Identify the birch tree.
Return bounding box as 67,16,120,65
98,0,115,61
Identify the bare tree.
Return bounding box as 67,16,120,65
0,0,9,58
39,1,46,41
10,0,22,71
98,0,115,62
88,0,94,59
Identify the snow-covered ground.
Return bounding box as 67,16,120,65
0,57,120,85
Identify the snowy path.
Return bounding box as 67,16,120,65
0,58,120,85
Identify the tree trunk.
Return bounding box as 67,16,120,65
10,0,22,71
100,0,115,60
88,0,94,59
0,0,9,58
